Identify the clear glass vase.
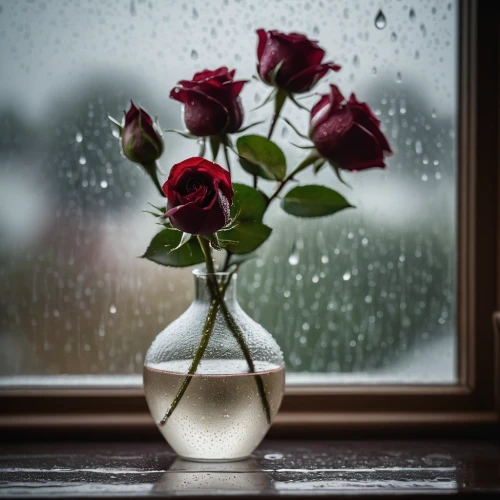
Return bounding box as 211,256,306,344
143,270,285,462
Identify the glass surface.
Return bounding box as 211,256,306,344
0,0,457,383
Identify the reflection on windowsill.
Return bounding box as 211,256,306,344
152,457,274,493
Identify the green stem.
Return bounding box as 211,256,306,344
199,237,271,424
160,270,235,426
267,89,287,140
159,295,218,425
267,150,321,206
198,138,206,158
216,290,272,424
142,161,165,198
222,250,232,272
222,140,232,176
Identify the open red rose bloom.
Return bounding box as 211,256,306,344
310,85,392,171
163,157,234,235
256,29,340,93
169,67,246,137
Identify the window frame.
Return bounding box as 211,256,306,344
1,0,499,439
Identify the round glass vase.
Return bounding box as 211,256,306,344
143,270,285,462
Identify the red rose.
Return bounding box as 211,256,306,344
163,157,233,235
170,67,246,137
122,102,163,164
310,85,392,171
256,29,340,94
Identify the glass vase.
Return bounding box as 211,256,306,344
143,270,285,462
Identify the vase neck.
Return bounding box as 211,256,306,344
193,271,237,304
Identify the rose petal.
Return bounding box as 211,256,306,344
182,89,229,137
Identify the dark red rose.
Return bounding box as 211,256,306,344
170,67,246,137
310,85,392,171
163,157,233,235
122,102,163,164
256,29,341,94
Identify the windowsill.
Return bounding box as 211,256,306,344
1,439,499,499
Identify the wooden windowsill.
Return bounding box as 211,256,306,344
1,439,500,499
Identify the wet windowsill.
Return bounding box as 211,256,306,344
1,439,500,498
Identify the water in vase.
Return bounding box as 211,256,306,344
143,359,285,461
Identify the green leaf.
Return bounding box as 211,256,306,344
281,185,354,218
209,136,220,161
230,183,267,222
142,229,205,267
218,222,272,254
237,135,286,181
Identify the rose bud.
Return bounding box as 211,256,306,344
163,157,234,235
310,85,392,171
121,102,163,165
256,29,341,94
169,67,247,137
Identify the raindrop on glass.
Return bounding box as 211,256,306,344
79,155,86,165
288,244,299,266
374,9,386,30
409,8,416,21
100,180,108,189
396,72,402,83
415,140,423,154
353,55,360,68
391,32,398,42
110,305,117,314
75,132,83,143
343,271,351,281
190,49,198,60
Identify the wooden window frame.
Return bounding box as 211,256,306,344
1,0,499,439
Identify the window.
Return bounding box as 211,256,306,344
0,0,499,434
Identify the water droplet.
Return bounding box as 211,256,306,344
431,108,437,118
343,271,351,281
353,55,360,68
313,25,319,35
79,156,86,165
112,128,120,138
190,49,198,60
421,174,428,182
192,8,199,20
100,180,108,189
374,9,386,29
409,8,416,21
110,305,117,314
288,243,299,266
420,23,427,36
415,140,423,154
130,0,136,16
391,31,398,42
396,72,402,83
75,132,83,143
321,255,329,264
435,172,442,180
372,66,377,76
281,127,288,138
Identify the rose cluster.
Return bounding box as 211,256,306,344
113,29,391,237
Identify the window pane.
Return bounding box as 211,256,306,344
0,0,457,384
